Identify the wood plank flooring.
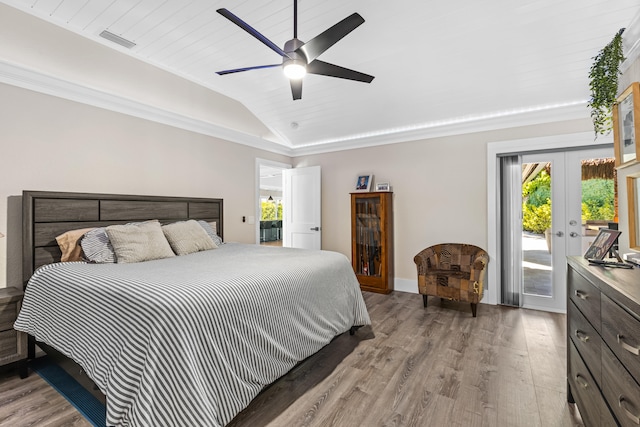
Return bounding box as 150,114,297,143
0,291,584,427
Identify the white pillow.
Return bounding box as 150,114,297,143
106,221,175,263
162,220,217,256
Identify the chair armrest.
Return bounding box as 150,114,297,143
472,252,489,271
414,247,436,275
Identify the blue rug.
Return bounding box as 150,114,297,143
30,357,106,427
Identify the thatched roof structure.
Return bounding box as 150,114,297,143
581,158,615,180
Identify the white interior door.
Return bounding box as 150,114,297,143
282,166,321,249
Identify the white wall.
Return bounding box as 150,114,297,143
0,83,290,288
294,118,593,293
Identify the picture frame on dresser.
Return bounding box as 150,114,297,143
613,82,640,168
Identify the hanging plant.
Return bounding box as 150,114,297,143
588,28,625,137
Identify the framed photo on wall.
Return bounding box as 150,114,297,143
613,82,640,168
354,174,373,192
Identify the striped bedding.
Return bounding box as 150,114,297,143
15,243,371,427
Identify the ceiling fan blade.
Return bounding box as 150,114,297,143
216,64,281,75
217,9,290,58
290,79,302,100
307,60,374,83
298,13,365,63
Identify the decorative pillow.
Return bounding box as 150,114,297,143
162,220,217,256
106,221,175,263
56,227,95,262
81,228,117,263
198,220,223,246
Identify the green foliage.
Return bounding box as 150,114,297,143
523,171,551,207
581,179,615,220
261,201,276,220
523,202,552,234
588,29,625,136
261,201,283,220
521,175,614,233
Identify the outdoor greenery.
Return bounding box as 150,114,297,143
522,171,614,234
261,201,282,220
587,28,625,136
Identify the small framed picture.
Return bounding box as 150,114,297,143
354,174,373,192
583,228,621,260
376,182,390,191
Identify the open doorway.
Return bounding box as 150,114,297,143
256,159,291,246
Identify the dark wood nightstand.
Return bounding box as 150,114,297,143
0,287,27,378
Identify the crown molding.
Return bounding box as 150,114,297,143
0,59,294,156
291,102,590,156
0,59,590,158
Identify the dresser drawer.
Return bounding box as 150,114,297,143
0,301,19,331
568,341,608,427
568,300,602,386
602,343,640,427
568,267,601,332
601,293,640,386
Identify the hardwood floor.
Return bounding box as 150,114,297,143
0,291,584,427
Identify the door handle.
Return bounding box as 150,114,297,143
570,232,579,237
556,231,564,237
310,227,320,231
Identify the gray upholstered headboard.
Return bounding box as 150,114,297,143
22,191,223,286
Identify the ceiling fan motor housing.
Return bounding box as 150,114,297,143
283,38,307,65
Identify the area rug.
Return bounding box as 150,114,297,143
30,357,106,427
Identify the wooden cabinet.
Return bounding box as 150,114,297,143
351,192,393,294
567,257,640,427
0,287,27,375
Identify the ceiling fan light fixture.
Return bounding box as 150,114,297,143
283,60,306,80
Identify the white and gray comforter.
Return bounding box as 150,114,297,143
15,243,371,426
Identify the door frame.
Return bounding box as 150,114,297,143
255,158,291,245
486,132,612,306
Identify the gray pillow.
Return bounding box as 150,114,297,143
81,227,116,263
162,220,217,256
106,221,175,263
198,220,223,246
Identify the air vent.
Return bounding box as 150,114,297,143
99,30,136,49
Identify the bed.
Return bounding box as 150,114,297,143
15,191,371,427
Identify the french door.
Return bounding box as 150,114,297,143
517,148,613,312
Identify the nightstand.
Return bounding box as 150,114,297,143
0,287,27,377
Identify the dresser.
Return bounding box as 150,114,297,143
0,287,27,377
567,257,640,427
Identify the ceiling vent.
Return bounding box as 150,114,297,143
99,30,136,49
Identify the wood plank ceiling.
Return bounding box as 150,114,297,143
3,0,640,151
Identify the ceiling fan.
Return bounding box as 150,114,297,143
216,0,374,100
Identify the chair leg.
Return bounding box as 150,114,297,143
423,295,428,308
471,303,477,317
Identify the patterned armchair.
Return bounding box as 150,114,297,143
414,243,489,317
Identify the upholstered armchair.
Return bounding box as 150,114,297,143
414,243,489,317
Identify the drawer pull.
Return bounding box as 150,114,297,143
619,396,640,425
617,334,640,356
575,330,590,342
574,290,588,300
575,374,589,389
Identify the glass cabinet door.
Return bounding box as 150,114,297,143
354,195,382,277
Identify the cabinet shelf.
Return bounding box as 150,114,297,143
351,192,393,293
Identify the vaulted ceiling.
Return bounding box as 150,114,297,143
3,0,640,155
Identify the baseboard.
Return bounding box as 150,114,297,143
393,278,418,294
